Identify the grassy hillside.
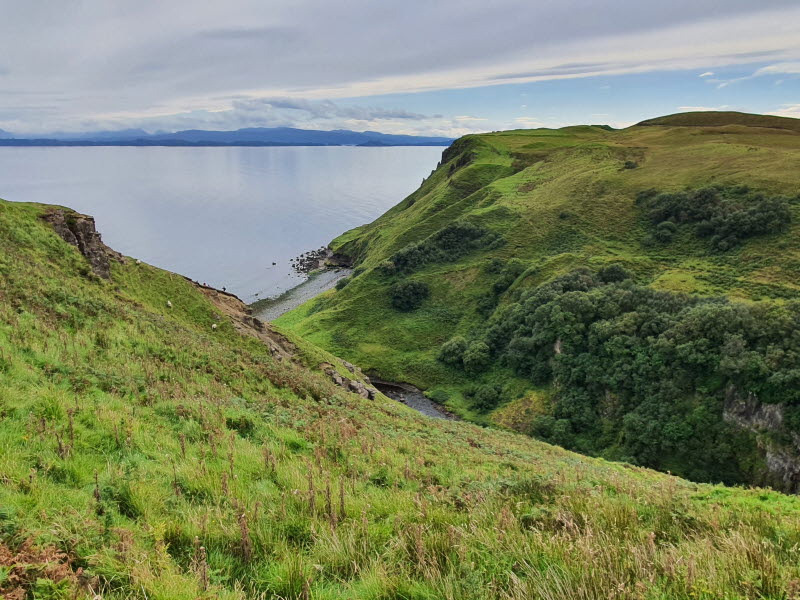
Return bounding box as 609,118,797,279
637,110,800,132
5,198,800,598
6,195,800,600
277,112,800,489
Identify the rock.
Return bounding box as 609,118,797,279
320,362,376,399
342,361,357,374
43,208,120,279
243,315,265,332
723,384,800,492
323,366,344,386
348,380,371,399
724,385,784,432
289,247,333,276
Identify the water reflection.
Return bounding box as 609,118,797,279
0,145,441,301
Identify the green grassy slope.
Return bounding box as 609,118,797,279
638,110,800,132
6,198,800,598
277,112,800,486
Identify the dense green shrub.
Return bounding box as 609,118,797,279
637,186,792,250
473,384,504,411
492,259,527,294
462,383,506,412
335,276,351,290
426,389,450,405
597,263,631,283
462,341,491,374
382,220,502,274
476,259,529,316
655,220,677,243
390,280,430,311
438,336,468,365
485,258,505,274
475,268,800,484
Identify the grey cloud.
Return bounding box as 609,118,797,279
232,98,430,121
20,97,439,137
0,0,798,132
494,62,625,82
195,26,296,41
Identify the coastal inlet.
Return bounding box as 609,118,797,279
251,246,352,322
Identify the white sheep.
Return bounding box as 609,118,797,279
211,323,218,330
166,300,173,308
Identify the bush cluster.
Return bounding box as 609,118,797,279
444,268,800,484
389,280,430,311
438,337,492,374
381,221,502,275
477,259,528,316
638,186,792,250
463,383,506,411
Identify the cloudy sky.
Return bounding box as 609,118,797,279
1,0,799,136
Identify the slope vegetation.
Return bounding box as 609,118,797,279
278,112,800,490
5,199,800,598
10,191,800,599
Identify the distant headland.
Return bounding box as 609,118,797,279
0,126,454,147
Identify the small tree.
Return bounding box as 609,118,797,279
598,264,631,283
655,221,677,243
462,341,491,374
473,384,503,411
438,336,468,366
390,280,430,311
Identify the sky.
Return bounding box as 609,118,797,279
0,0,799,137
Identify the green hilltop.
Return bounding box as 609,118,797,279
278,111,800,490
637,110,800,131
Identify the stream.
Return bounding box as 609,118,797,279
249,268,456,420
371,379,457,420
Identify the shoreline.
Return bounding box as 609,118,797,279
251,267,352,322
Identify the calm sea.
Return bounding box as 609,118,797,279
0,146,442,301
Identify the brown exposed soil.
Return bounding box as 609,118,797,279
195,282,378,398
191,281,296,361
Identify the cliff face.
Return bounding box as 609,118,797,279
724,385,800,493
42,207,122,278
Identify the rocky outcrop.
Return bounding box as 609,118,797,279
290,247,329,275
723,386,784,430
197,283,378,398
320,362,378,400
193,282,295,361
42,208,124,279
326,250,353,268
723,385,800,493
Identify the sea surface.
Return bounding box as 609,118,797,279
0,145,442,301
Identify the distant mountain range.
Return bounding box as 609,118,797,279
0,127,453,147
